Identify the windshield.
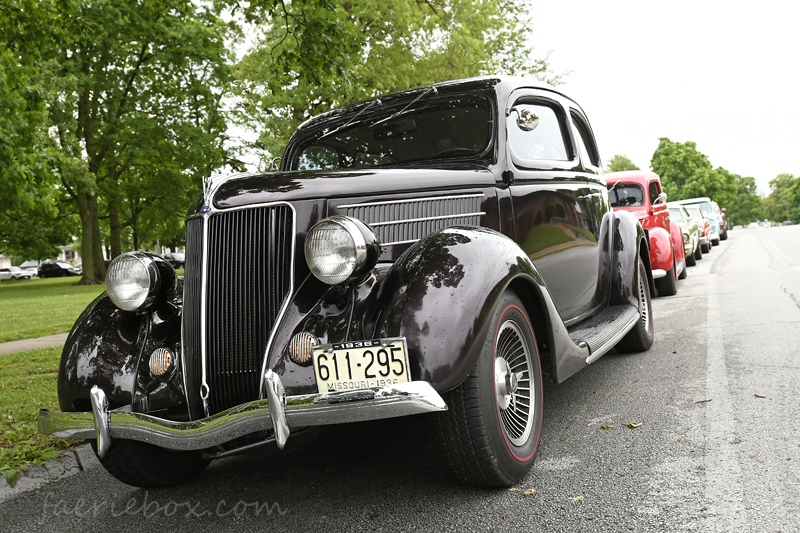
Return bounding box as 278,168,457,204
608,183,645,207
686,201,713,214
288,96,493,171
669,208,685,223
686,206,703,220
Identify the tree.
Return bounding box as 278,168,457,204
44,0,239,283
649,138,736,208
726,175,763,227
235,0,560,166
0,0,81,260
763,173,796,223
606,155,639,173
650,138,712,200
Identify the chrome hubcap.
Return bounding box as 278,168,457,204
494,320,534,446
638,267,651,334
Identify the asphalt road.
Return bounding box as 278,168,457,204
2,225,799,532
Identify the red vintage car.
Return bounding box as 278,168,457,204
606,171,686,296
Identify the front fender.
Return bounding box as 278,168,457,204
58,294,146,412
648,226,674,271
58,291,187,416
373,226,563,392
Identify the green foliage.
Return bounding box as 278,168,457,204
725,175,763,226
0,346,75,488
235,0,559,165
606,154,639,172
649,137,737,209
763,173,797,223
650,138,712,200
0,0,81,259
43,0,240,277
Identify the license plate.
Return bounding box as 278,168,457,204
312,338,410,394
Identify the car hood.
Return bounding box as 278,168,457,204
208,167,495,211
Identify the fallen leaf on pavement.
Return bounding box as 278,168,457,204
626,422,642,428
569,496,584,502
694,399,712,404
508,487,518,492
754,394,766,398
524,489,536,496
601,424,615,430
603,393,611,397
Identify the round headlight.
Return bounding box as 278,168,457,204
305,216,380,285
106,252,161,311
682,232,689,244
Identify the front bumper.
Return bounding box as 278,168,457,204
39,371,447,457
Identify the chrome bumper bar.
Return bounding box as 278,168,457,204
38,371,447,458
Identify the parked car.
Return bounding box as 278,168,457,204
24,267,38,278
39,76,655,489
668,203,701,265
38,261,80,278
713,201,728,240
0,266,34,280
607,171,684,296
684,205,712,253
675,197,723,245
163,252,185,269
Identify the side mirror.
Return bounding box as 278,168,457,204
269,157,282,171
722,208,727,213
506,107,540,132
655,192,668,205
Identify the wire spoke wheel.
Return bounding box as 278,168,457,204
494,321,534,446
433,289,543,487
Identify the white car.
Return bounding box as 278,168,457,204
0,266,34,280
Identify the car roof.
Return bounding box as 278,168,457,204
605,171,660,184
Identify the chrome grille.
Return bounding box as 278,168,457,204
337,194,485,245
183,205,294,417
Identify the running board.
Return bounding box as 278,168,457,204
567,305,640,365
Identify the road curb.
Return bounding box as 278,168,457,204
0,443,98,504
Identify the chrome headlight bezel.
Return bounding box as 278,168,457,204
304,216,380,285
106,252,170,311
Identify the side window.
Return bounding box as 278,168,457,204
507,103,569,162
570,110,600,167
648,181,660,204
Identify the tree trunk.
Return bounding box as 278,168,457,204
75,185,100,285
90,193,106,281
108,177,123,259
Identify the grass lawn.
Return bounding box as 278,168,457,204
0,276,106,343
0,346,76,487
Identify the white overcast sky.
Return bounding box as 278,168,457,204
527,0,800,195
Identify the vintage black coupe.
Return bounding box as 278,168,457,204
39,76,655,488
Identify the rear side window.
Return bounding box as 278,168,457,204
669,208,685,222
507,103,569,161
570,110,600,167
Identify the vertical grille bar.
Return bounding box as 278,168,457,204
182,217,205,419
182,205,294,417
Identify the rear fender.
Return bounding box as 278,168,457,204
611,210,654,308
